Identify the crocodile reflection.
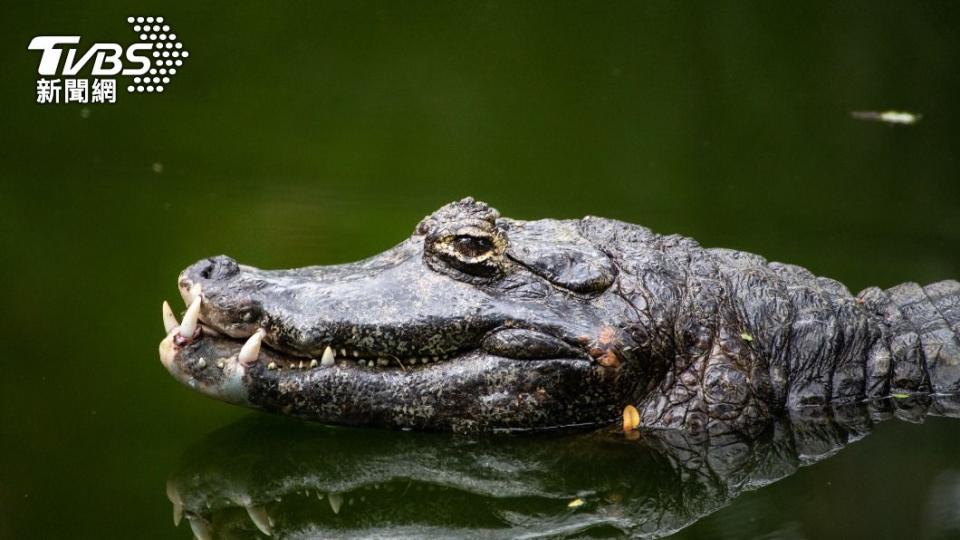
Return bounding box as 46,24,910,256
168,396,960,539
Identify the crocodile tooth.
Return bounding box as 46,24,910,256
196,358,206,369
245,505,273,536
432,356,439,362
310,359,318,368
162,301,179,333
321,346,335,366
172,501,183,526
328,493,343,514
267,361,277,370
340,348,347,357
166,479,183,503
199,323,221,336
367,360,375,367
238,329,266,365
178,295,202,338
188,283,202,303
352,350,360,358
377,358,389,366
298,360,304,370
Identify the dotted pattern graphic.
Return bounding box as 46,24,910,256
125,16,188,93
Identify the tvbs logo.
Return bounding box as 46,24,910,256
28,16,189,104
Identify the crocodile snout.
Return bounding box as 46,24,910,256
193,255,240,281
178,255,240,301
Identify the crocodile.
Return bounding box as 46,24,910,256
158,197,960,433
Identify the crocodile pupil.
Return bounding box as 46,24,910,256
455,235,491,257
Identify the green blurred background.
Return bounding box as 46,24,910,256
1,1,958,538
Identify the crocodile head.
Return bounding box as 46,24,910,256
159,198,651,432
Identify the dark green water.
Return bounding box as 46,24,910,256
1,2,959,538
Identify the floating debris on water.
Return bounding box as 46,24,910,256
891,392,911,399
567,498,585,509
740,332,754,342
622,404,640,431
851,110,921,125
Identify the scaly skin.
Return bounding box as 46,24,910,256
159,198,960,433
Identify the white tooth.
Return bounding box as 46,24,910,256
166,479,183,505
329,493,343,514
199,323,221,337
298,360,304,370
216,361,225,369
245,505,273,536
172,501,183,526
310,359,318,368
238,329,266,365
267,362,277,370
196,358,206,369
377,358,389,366
340,348,347,357
178,295,202,338
420,357,429,364
432,356,439,362
352,350,360,358
162,301,179,333
187,516,212,540
189,283,202,303
367,360,375,367
321,346,335,366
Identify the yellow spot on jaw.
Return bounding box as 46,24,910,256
622,404,640,431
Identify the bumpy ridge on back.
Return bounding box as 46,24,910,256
894,281,960,394
860,280,960,395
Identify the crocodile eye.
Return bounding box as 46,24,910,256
424,228,506,279
453,235,493,259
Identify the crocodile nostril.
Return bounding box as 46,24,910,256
198,255,240,281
